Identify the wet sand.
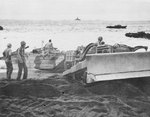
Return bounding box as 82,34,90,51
0,73,150,117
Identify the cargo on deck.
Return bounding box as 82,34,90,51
63,44,150,84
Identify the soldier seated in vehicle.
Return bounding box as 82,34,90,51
43,39,54,56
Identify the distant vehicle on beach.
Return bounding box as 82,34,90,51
106,25,127,29
75,17,81,21
34,48,65,72
125,31,150,39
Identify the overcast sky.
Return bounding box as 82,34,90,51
0,0,150,20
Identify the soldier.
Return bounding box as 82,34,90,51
3,43,13,80
97,36,103,46
16,41,28,80
44,39,53,55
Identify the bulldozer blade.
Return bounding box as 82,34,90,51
63,51,150,84
86,51,150,83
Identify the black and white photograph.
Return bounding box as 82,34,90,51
0,0,150,116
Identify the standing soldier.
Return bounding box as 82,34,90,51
16,41,28,80
3,43,13,80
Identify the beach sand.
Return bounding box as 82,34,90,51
0,70,150,117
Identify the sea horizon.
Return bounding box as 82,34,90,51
0,18,150,22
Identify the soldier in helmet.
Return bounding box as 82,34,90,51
16,41,28,80
44,39,53,55
97,36,103,46
3,43,13,80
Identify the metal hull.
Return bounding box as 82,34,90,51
63,51,150,83
34,54,65,72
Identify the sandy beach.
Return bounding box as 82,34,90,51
1,73,150,117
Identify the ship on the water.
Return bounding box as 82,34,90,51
75,17,81,21
106,25,127,29
125,31,150,39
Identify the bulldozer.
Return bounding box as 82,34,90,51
63,43,150,84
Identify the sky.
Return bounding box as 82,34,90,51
0,0,150,21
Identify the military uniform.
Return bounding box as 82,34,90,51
3,46,13,80
16,41,28,80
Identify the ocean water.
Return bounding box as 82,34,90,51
0,20,150,56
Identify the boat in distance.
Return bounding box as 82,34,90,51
106,25,127,29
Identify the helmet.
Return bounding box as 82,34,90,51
21,41,26,46
7,43,12,48
101,41,105,45
98,36,103,41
